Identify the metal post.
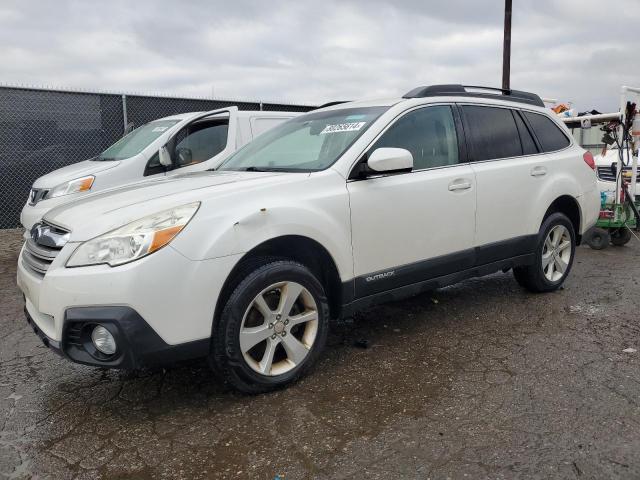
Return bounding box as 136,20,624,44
615,87,628,209
626,87,640,201
502,0,512,91
630,136,638,200
121,94,128,134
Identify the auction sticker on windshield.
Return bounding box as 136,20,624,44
320,122,366,134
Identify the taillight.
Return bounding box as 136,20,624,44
583,151,596,170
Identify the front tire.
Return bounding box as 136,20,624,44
210,260,329,394
513,212,576,293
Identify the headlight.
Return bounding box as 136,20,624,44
66,202,200,267
45,176,95,199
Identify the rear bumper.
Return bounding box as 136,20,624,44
24,304,209,369
578,187,600,236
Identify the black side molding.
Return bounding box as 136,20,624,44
342,253,534,317
343,234,538,316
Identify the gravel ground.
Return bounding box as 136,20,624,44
1,227,640,479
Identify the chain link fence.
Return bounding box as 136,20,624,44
0,85,316,229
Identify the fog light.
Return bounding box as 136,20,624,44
91,325,116,355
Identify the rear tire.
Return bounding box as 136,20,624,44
513,212,576,293
210,260,329,394
584,227,610,250
610,227,632,246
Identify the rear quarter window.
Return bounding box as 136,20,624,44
522,111,571,152
513,111,538,155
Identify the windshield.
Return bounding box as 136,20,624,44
96,120,180,160
219,106,388,172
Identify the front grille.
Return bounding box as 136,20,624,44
29,188,49,206
21,222,70,277
597,165,640,183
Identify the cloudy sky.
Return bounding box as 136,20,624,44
1,0,638,111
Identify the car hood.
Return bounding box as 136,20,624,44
33,159,121,189
43,170,295,241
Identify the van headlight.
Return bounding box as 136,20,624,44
45,176,95,199
66,202,200,267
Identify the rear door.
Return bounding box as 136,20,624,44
347,104,477,297
462,104,560,263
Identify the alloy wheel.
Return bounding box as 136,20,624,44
541,224,572,282
239,281,318,376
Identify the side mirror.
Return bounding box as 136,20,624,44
367,148,413,173
159,145,172,167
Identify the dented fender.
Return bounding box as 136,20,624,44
170,170,354,281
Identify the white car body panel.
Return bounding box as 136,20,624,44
473,145,598,243
348,164,476,276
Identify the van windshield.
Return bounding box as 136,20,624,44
95,120,180,161
218,106,388,172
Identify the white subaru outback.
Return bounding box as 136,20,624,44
17,85,600,393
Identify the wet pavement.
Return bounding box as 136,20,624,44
1,227,640,479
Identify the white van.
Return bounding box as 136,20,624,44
20,107,298,229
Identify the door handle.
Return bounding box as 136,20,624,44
448,179,472,191
530,166,547,177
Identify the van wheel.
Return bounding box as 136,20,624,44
513,212,576,293
610,228,632,246
210,260,329,394
584,227,610,250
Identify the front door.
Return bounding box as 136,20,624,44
347,105,476,298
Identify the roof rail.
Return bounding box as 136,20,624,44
403,84,545,107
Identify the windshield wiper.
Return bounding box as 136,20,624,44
241,166,295,172
243,166,269,172
225,166,312,173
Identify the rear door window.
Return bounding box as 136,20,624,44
462,106,522,161
522,112,570,152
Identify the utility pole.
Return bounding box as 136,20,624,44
502,0,512,91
